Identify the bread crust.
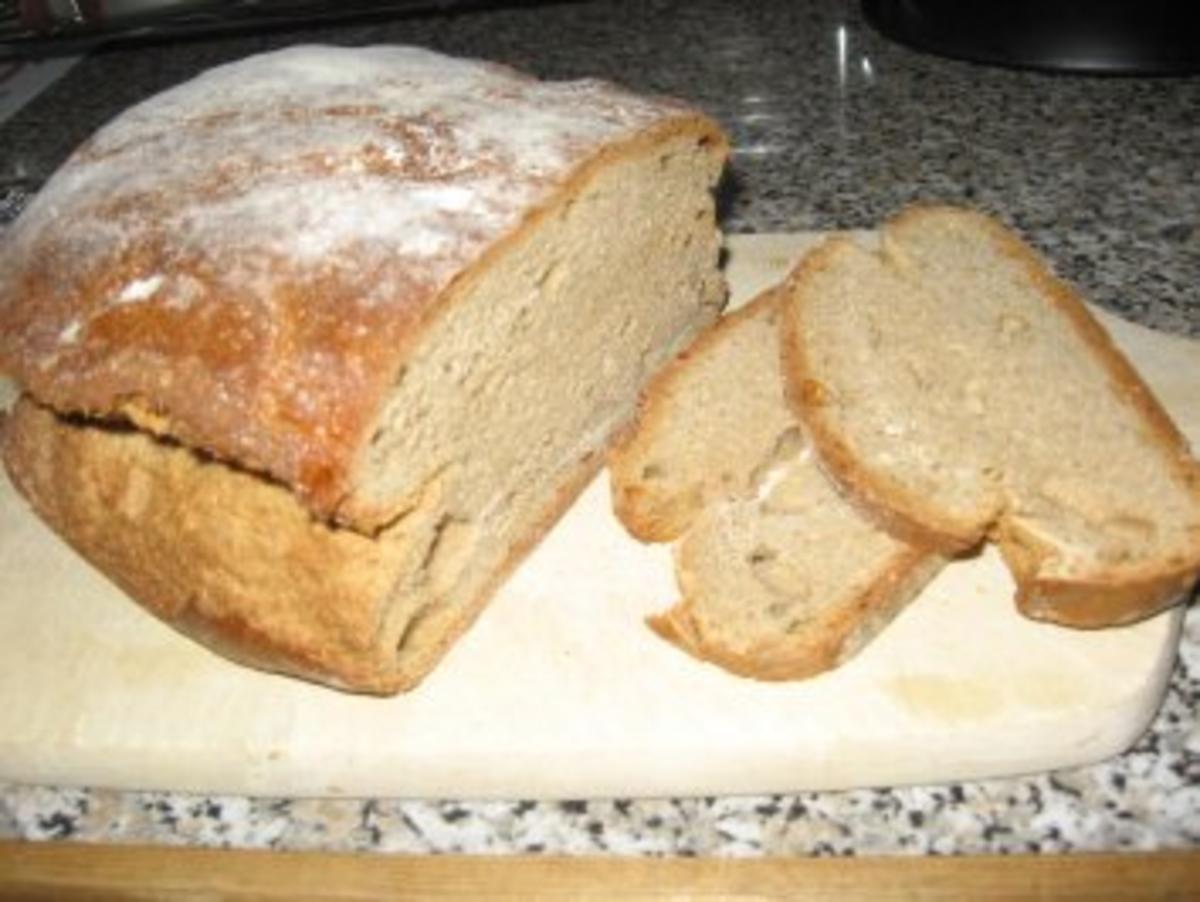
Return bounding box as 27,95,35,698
3,396,406,693
781,206,1200,626
2,395,611,694
650,543,944,681
995,516,1199,627
0,46,726,532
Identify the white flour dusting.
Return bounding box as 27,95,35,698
114,274,165,305
17,45,679,293
0,44,699,498
57,319,81,345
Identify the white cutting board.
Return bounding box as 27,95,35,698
0,233,1195,799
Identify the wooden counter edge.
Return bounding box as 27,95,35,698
1,841,1198,900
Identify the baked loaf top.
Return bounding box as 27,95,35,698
0,44,719,527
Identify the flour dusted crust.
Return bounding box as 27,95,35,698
0,45,729,693
0,45,721,527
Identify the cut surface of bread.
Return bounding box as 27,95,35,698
0,47,728,693
609,292,944,680
609,294,797,542
781,205,1200,627
0,45,726,529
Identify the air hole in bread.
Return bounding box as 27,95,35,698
440,357,470,385
536,261,566,293
747,544,776,565
422,514,478,597
771,427,804,462
766,600,791,621
640,462,664,480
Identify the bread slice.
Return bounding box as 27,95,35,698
781,205,1200,627
609,293,800,543
0,46,728,693
609,292,944,680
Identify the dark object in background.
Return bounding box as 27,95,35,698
0,0,505,57
862,0,1200,75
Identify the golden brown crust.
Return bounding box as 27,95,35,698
2,394,616,694
649,544,944,681
2,396,410,693
1014,574,1196,628
0,44,725,531
608,287,781,543
778,237,983,555
994,516,1198,628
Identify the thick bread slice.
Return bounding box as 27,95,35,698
609,292,945,680
661,461,945,681
609,292,797,542
0,46,729,693
781,205,1200,627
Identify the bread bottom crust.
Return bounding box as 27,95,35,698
1,397,609,694
652,541,944,682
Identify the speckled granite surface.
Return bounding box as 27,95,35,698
1,0,1198,855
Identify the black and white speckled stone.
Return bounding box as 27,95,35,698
1,0,1198,857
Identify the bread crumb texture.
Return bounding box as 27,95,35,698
782,205,1200,626
610,290,943,681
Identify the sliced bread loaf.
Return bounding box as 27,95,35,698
0,46,728,693
609,291,945,680
781,206,1200,627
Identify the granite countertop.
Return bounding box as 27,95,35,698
1,0,1197,856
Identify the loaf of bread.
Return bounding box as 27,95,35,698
781,206,1200,627
609,291,945,679
0,45,729,693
